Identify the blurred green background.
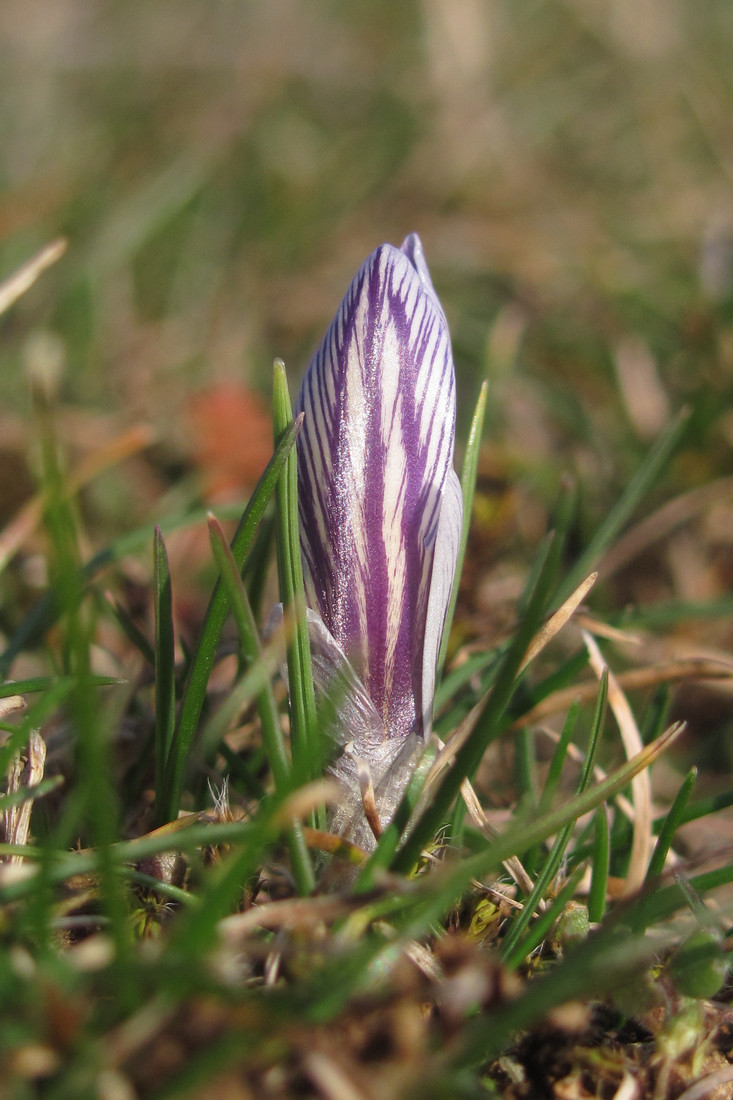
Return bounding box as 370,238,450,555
2,0,733,630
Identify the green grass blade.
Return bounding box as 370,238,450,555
647,766,697,884
456,923,663,1069
0,675,118,701
207,515,289,790
272,360,319,790
588,805,610,924
437,379,488,678
207,513,315,895
105,593,156,667
296,726,683,1030
506,864,587,968
164,414,302,824
538,700,579,812
666,787,733,829
33,384,134,997
153,527,177,825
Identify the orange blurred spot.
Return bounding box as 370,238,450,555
188,383,273,501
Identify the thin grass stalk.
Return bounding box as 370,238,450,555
153,527,176,825
538,700,579,813
588,805,610,924
272,361,319,794
395,722,683,946
505,863,587,967
633,766,697,932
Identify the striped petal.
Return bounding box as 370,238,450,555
296,233,461,744
303,605,424,851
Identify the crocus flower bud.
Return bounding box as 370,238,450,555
295,234,462,849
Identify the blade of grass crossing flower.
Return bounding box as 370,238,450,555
392,514,571,875
437,380,488,678
153,528,176,826
272,361,318,788
588,805,610,924
165,415,303,825
207,514,315,895
501,671,607,964
556,407,691,605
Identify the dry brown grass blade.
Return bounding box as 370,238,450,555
220,894,357,938
344,742,383,840
519,571,598,673
434,575,599,779
1,732,46,864
515,656,733,729
0,696,26,721
0,423,155,574
583,631,651,896
0,239,67,317
574,615,642,646
301,827,368,864
304,1051,372,1100
599,475,733,579
274,779,341,826
611,1071,641,1100
676,1065,733,1100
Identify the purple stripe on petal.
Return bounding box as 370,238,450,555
296,234,459,742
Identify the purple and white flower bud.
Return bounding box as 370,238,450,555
295,234,462,849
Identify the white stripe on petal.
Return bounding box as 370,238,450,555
421,469,463,738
